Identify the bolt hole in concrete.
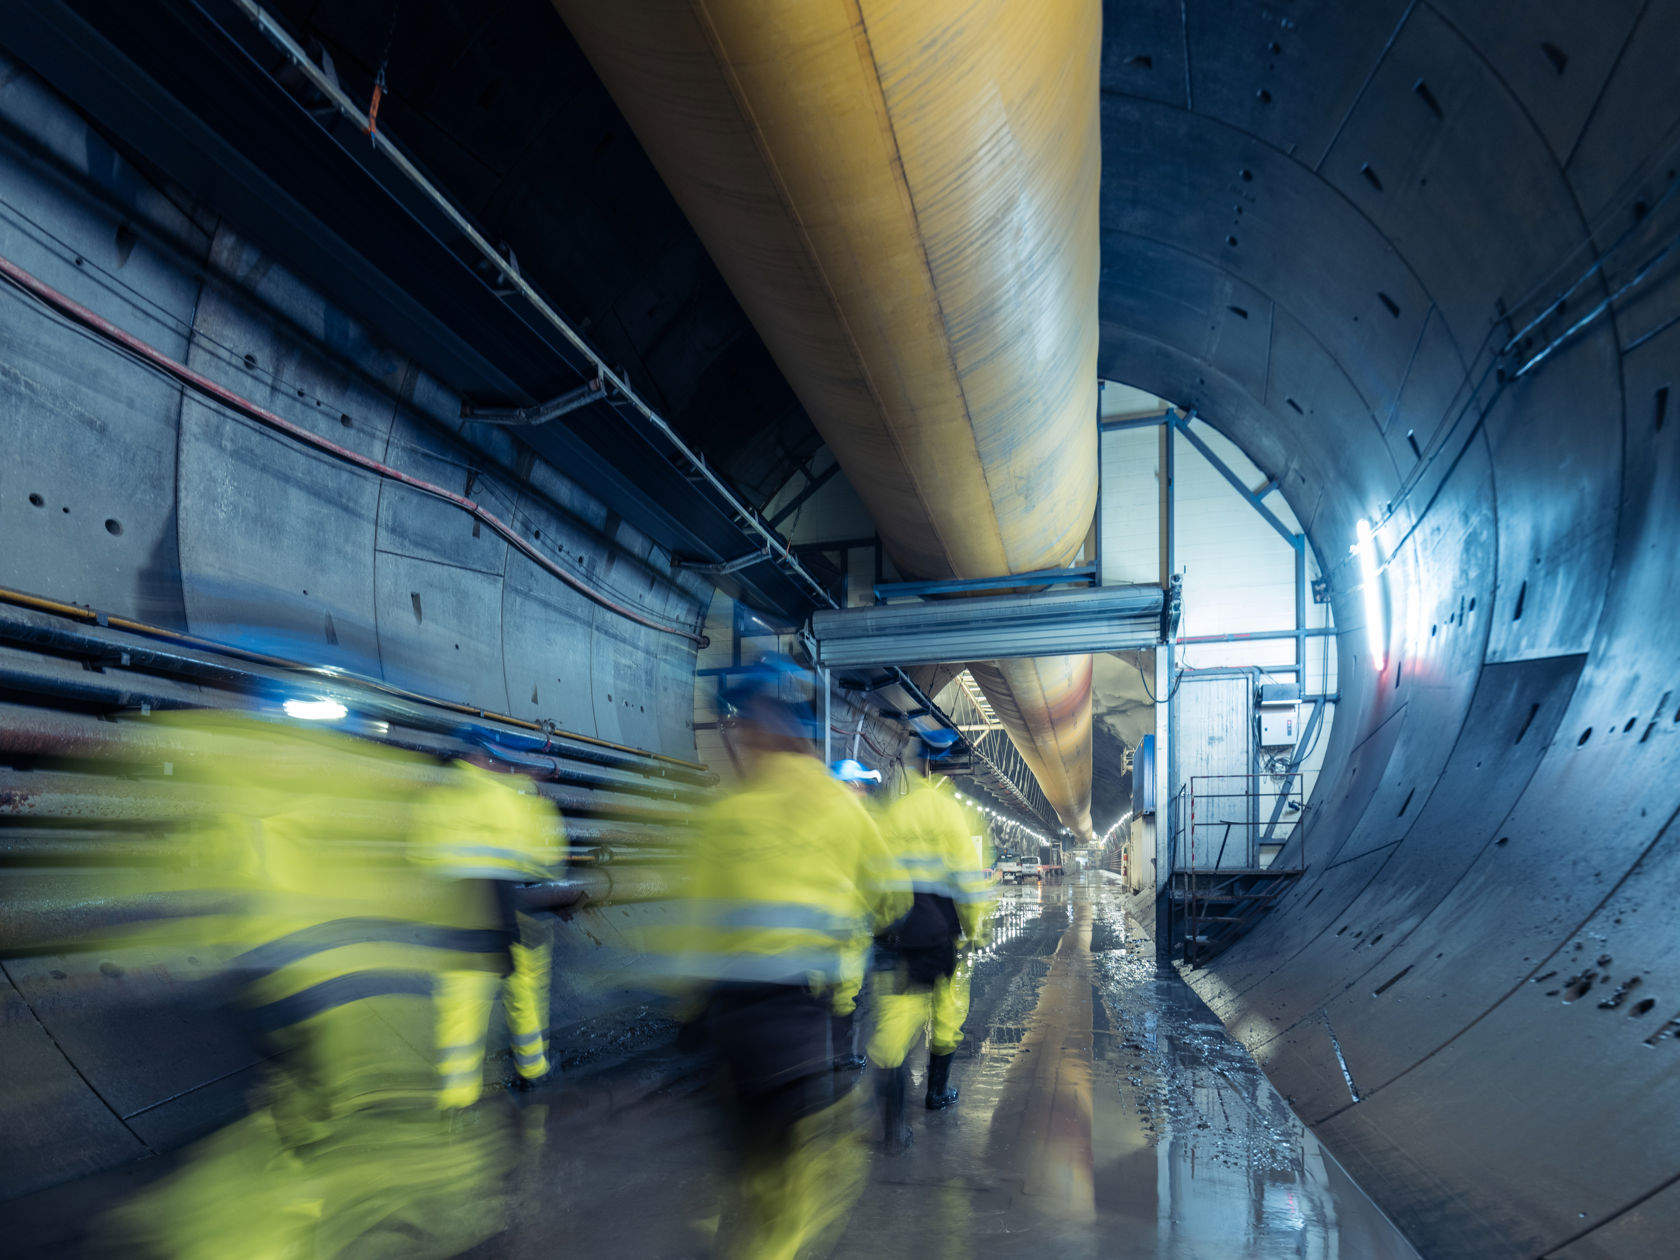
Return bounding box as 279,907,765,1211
1633,998,1657,1016
1563,972,1598,1002
28,493,43,506
1579,727,1593,746
104,518,121,536
1413,78,1444,118
1515,702,1540,744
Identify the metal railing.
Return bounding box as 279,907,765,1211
1181,773,1308,874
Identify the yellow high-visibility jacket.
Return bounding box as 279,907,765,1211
671,752,905,991
877,775,995,947
411,760,564,883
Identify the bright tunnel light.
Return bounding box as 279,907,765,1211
283,697,348,721
1353,518,1386,672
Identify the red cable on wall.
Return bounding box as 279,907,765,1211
0,252,706,646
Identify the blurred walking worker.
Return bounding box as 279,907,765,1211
95,709,521,1260
669,656,905,1260
417,746,565,1105
829,757,885,1072
868,764,995,1152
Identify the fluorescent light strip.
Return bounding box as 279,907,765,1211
1354,518,1386,672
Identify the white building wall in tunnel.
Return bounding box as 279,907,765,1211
1098,423,1162,587
1097,395,1339,859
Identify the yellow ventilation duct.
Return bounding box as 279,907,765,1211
554,0,1100,838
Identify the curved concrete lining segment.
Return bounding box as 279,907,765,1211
1095,3,1680,1255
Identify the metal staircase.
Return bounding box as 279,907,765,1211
1169,774,1310,968
1172,867,1303,968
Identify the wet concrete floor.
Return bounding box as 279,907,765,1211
514,875,1419,1258
7,875,1419,1258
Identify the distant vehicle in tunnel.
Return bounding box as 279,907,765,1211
996,857,1041,885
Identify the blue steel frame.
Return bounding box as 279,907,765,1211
1099,405,1331,895
873,565,1097,602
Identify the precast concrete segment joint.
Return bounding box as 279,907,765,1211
0,250,707,647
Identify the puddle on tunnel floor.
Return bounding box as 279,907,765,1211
5,877,1421,1260
497,876,1422,1259
511,879,1417,1260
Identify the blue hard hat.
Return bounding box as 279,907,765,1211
718,653,821,740
830,758,882,783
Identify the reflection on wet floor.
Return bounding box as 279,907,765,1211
7,877,1419,1258
518,876,1419,1259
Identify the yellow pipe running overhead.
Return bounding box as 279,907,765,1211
554,0,1101,838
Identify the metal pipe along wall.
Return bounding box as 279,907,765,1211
552,0,1102,838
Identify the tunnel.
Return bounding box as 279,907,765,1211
1,2,1677,1257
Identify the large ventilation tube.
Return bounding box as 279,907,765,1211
552,0,1102,837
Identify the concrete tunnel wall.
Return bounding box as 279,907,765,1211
0,54,709,755
3,5,1680,1256
1095,1,1680,1256
0,52,707,1198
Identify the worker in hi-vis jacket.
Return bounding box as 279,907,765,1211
661,656,905,1260
867,762,994,1153
829,756,886,1072
418,747,564,1107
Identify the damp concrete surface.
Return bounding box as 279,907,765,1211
5,874,1420,1258
501,875,1420,1258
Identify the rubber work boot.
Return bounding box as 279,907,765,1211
831,1012,866,1072
876,1065,913,1155
924,1051,959,1110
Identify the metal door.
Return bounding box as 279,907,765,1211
1172,675,1255,869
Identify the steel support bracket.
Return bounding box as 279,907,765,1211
460,374,609,426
